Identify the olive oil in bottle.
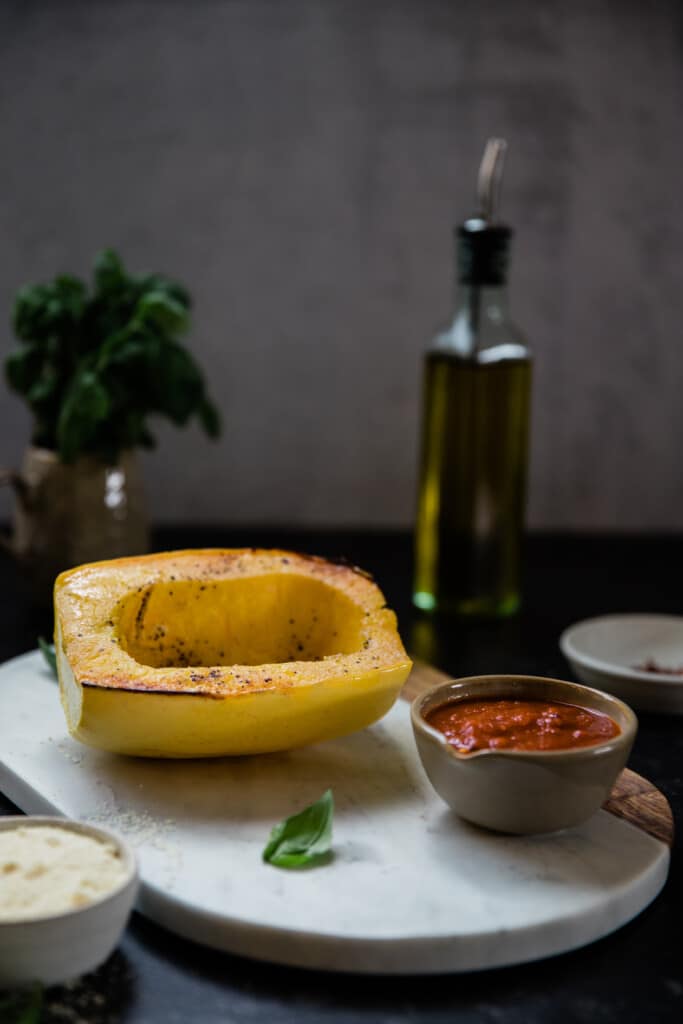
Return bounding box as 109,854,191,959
413,140,531,617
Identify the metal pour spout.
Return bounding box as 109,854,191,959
477,138,507,223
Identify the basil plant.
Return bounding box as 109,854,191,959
5,249,220,463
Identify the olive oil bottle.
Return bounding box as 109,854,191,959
414,140,531,617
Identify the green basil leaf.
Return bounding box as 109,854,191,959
95,326,148,372
137,274,192,310
263,789,334,868
26,365,60,407
0,984,43,1023
56,368,110,462
53,275,87,321
93,249,126,295
148,340,204,423
134,291,189,335
12,278,85,346
5,345,44,395
38,637,57,678
12,284,56,342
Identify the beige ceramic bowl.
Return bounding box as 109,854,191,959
411,675,637,835
0,816,138,987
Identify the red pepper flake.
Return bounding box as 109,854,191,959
636,659,683,675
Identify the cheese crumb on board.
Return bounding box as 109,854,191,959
0,825,127,921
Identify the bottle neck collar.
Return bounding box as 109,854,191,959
455,283,509,323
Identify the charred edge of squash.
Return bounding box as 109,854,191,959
81,680,229,699
233,550,376,583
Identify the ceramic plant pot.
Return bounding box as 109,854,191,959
0,446,149,602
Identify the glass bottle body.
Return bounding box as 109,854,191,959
413,286,532,617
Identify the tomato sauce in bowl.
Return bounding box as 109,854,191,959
426,697,620,754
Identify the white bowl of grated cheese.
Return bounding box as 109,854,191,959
0,815,138,987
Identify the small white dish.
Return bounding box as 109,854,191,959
560,614,683,713
0,816,138,987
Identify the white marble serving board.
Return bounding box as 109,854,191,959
0,651,670,974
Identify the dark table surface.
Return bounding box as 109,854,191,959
1,529,682,1023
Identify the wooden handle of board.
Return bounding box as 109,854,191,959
401,660,674,848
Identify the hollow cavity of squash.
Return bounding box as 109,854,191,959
117,574,365,668
54,549,412,758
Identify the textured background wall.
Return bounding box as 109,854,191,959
1,0,681,528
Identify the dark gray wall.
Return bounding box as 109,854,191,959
1,0,682,528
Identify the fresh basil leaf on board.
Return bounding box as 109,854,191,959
262,789,334,868
38,637,58,678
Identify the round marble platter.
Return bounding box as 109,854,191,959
0,652,672,974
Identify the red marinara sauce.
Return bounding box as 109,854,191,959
426,698,620,754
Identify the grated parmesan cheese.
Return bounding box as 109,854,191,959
0,825,127,921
